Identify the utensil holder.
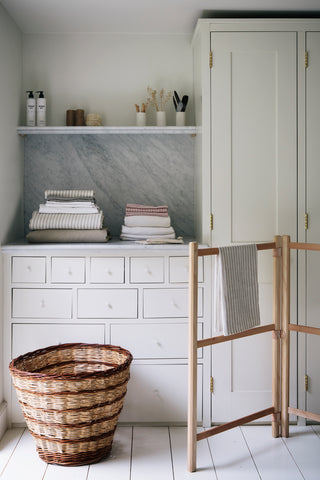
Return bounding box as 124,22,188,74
136,112,146,127
176,112,186,127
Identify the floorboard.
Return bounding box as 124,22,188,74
207,427,260,480
282,425,320,480
87,426,132,480
170,427,216,479
0,428,24,477
241,425,304,480
0,429,47,480
130,427,173,480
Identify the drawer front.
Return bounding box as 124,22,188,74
119,364,203,423
143,288,203,318
130,257,164,283
90,257,124,283
12,323,105,359
78,289,138,318
12,257,46,283
51,257,85,283
110,322,203,359
12,289,72,318
169,256,204,283
11,323,105,424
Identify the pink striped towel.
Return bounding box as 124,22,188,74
125,203,169,217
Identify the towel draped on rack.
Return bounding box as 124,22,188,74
213,244,261,336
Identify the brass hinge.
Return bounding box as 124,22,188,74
305,51,309,68
210,376,214,393
209,51,213,69
210,213,213,231
305,213,309,230
305,374,309,392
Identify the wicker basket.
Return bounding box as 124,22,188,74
9,343,132,466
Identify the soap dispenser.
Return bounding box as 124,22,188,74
36,91,46,126
26,91,35,126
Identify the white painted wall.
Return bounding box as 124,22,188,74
22,33,194,127
0,3,23,433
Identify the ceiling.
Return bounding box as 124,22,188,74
1,0,320,34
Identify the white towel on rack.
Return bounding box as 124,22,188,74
213,244,260,336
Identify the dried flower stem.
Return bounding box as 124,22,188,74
147,86,172,112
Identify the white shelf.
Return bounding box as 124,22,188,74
17,126,198,135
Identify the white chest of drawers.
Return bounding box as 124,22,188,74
2,240,211,426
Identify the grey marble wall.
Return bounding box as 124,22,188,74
24,134,195,238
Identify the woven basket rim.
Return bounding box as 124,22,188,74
9,343,133,381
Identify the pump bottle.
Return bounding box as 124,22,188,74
36,91,46,126
26,91,35,126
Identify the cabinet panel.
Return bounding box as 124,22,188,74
119,364,203,423
51,257,85,283
90,257,124,283
12,257,46,283
143,288,203,318
110,323,203,359
77,288,138,318
169,256,203,283
12,289,72,318
130,257,164,283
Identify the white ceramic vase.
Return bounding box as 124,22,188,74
176,112,186,127
156,111,166,127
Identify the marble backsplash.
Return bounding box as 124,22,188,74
24,134,195,238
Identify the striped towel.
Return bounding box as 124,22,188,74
121,226,175,236
214,244,260,336
125,204,168,217
45,189,95,200
29,211,103,230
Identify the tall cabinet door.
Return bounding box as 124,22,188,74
305,31,320,417
210,32,297,421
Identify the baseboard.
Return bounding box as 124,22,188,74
0,402,7,439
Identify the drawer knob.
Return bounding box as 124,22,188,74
171,299,179,308
68,268,73,276
154,339,162,348
106,269,113,276
26,265,32,272
144,267,152,275
40,299,45,308
107,303,113,309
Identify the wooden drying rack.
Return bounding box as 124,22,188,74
188,235,320,473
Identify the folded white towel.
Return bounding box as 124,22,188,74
39,204,100,214
120,233,175,241
121,225,174,236
124,215,171,228
214,244,260,336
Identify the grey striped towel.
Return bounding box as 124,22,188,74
29,211,103,230
44,189,95,200
214,244,260,336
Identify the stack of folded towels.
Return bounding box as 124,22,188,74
120,203,177,241
27,189,110,243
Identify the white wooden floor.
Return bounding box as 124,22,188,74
0,425,320,479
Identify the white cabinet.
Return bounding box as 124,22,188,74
2,243,211,426
302,31,320,417
192,19,306,422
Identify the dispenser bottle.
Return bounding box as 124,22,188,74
36,91,46,126
26,91,35,126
